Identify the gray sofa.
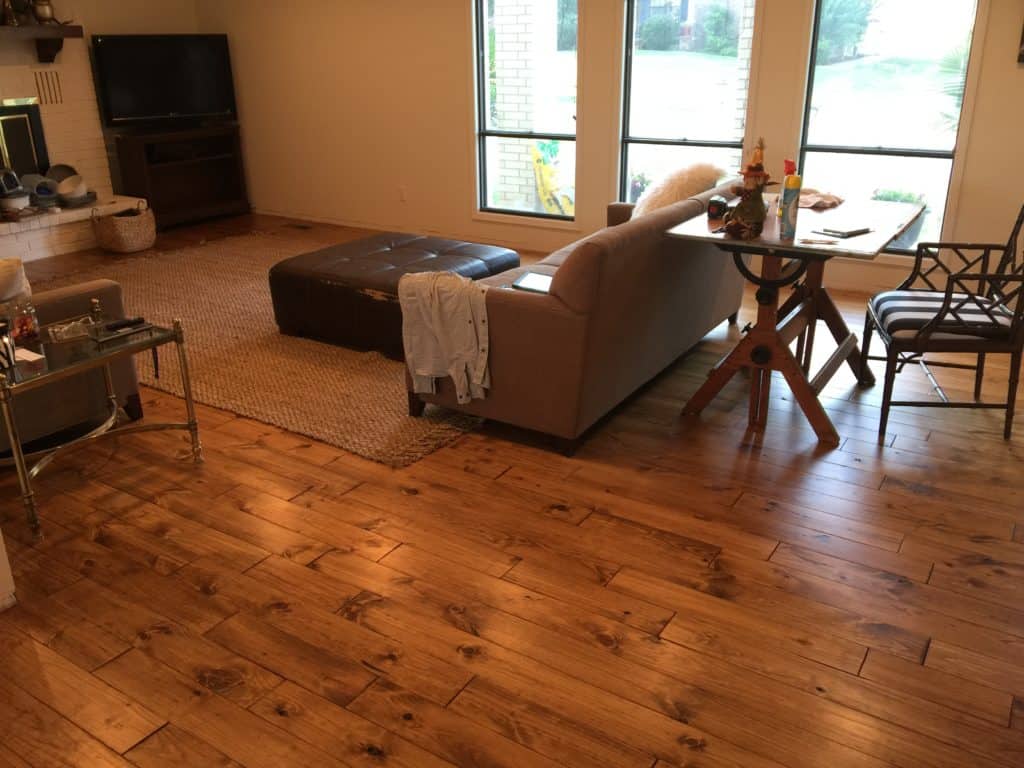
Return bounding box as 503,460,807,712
0,279,140,453
407,181,746,441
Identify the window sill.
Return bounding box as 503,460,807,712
472,210,583,233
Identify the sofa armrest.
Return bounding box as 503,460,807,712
409,286,590,438
31,278,141,421
33,279,127,325
607,202,634,227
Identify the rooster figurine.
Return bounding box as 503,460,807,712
723,138,776,240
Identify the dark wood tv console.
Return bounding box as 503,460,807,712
115,124,250,230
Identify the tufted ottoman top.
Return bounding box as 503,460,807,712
269,232,520,295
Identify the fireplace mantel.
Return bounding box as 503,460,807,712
0,24,85,64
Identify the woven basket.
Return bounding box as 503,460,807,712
92,202,156,253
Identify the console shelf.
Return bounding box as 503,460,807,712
115,124,250,230
0,24,84,63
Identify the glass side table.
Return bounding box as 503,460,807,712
0,318,202,539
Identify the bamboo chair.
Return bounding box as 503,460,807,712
861,204,1024,441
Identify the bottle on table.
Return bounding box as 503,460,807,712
10,299,40,350
779,161,802,240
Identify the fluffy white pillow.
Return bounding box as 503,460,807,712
631,163,724,218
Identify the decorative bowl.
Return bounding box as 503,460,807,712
19,174,46,194
56,174,87,198
0,194,30,212
45,164,78,183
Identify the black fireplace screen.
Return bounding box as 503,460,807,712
0,105,49,177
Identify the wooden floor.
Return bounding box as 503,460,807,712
1,215,1023,768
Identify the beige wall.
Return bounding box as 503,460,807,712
63,0,199,35
946,0,1022,242
195,1,1021,270
194,0,622,254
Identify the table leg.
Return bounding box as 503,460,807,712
777,342,840,445
749,367,772,430
681,347,745,417
682,251,842,445
0,379,40,539
799,262,825,373
173,320,204,464
814,286,876,386
102,363,120,417
685,255,782,423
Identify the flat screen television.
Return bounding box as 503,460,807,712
92,34,237,126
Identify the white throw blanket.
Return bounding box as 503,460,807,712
398,272,490,404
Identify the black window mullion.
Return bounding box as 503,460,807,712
474,0,489,214
481,130,577,142
797,0,825,175
804,144,953,161
624,137,744,149
618,0,637,201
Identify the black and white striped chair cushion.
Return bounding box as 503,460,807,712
871,290,1013,338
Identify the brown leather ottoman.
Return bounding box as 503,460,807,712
269,232,519,357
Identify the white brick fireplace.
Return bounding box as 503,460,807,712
0,36,140,262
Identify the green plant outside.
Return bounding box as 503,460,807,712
629,172,651,202
638,14,679,51
693,1,738,56
537,140,561,164
938,42,969,131
557,0,577,51
816,0,873,64
872,188,926,205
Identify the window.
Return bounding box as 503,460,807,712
620,0,757,202
800,0,977,251
475,0,577,219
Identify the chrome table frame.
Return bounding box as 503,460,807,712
0,319,203,539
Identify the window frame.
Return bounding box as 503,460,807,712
797,0,971,254
473,0,577,221
618,0,747,202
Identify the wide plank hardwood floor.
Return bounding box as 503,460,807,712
0,214,1022,767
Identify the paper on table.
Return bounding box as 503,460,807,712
799,189,844,209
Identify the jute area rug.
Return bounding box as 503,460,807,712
38,232,478,466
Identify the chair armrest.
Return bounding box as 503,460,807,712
900,242,1007,291
920,272,1024,339
916,241,1006,251
32,279,128,326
